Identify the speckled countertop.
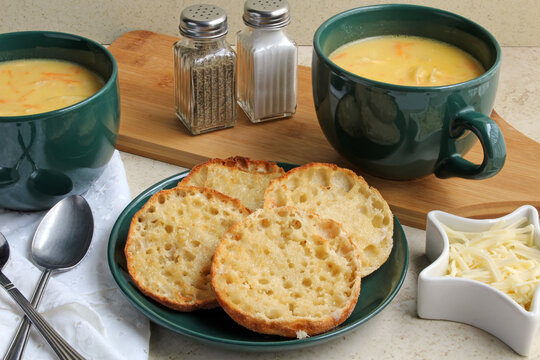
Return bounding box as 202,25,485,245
120,46,540,360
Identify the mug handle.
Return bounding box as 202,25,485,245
435,108,506,179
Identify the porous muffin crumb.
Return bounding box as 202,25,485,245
211,206,361,337
179,156,284,211
125,186,250,311
264,162,393,277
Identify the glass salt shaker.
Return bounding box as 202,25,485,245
173,4,237,135
237,0,297,123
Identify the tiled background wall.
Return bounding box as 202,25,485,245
2,0,539,46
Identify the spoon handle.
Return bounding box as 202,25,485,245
0,272,85,360
3,270,52,360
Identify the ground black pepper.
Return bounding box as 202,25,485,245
173,5,237,135
192,62,236,129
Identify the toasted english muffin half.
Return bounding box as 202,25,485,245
211,206,361,338
264,162,393,277
125,186,250,311
178,156,285,211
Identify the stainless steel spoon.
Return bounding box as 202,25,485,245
0,205,90,360
0,233,86,360
3,195,93,360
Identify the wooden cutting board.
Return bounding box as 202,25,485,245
109,30,540,229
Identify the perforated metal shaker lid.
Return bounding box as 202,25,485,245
179,4,228,39
243,0,291,28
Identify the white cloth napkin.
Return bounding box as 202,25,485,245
0,150,150,360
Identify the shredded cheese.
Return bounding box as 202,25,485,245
444,217,540,311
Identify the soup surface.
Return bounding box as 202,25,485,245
329,35,485,86
0,59,103,116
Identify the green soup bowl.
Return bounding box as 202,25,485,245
0,31,119,210
312,4,506,180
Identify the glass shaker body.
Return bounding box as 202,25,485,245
237,26,297,123
173,4,236,135
174,37,236,135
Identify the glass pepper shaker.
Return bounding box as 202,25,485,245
237,0,297,123
173,4,237,135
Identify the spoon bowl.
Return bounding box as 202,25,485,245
31,195,93,270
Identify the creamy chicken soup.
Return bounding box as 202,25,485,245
329,35,485,86
0,59,104,116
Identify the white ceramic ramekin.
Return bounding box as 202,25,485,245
417,205,540,356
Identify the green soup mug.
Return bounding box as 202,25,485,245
312,4,506,180
0,31,120,210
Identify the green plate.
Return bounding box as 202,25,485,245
107,163,409,351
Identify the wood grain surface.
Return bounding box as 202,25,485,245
109,30,540,228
